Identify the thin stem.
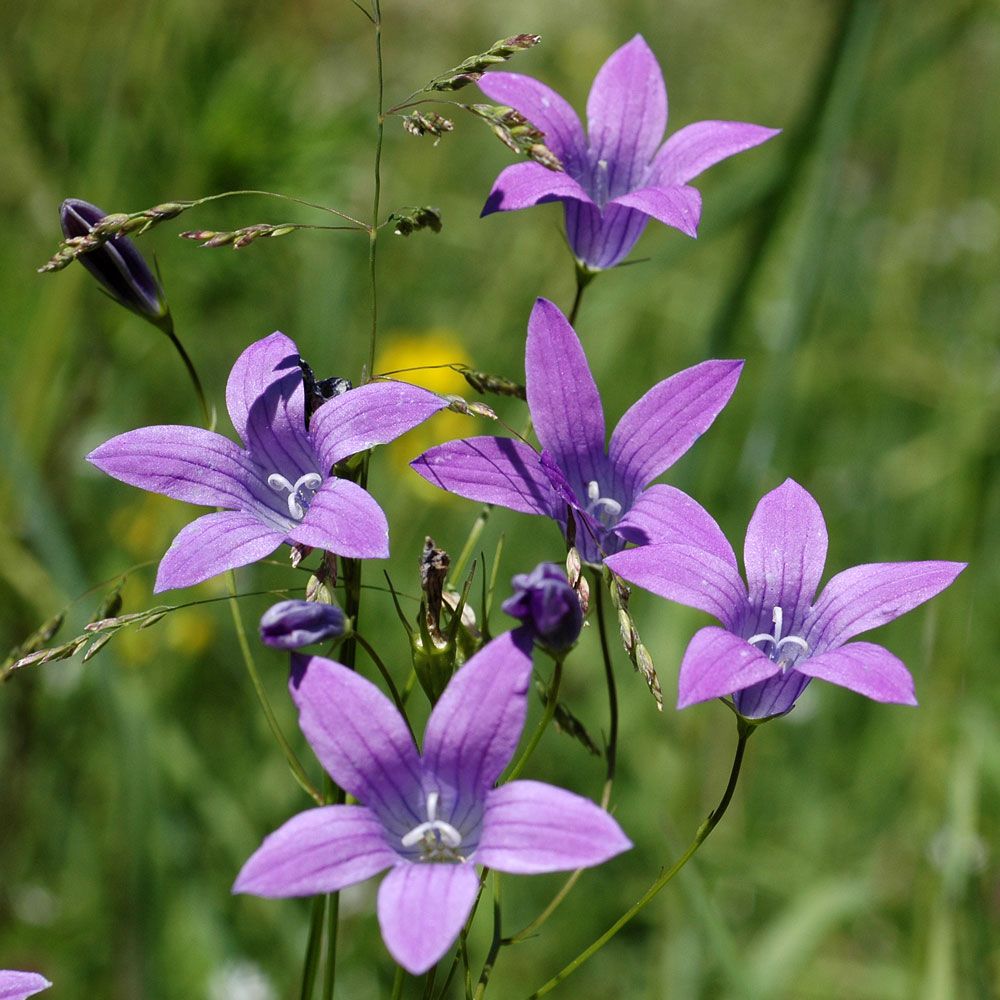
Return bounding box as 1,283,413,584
156,314,212,427
593,573,618,809
390,964,406,1000
193,188,367,228
366,0,385,383
473,873,503,999
321,890,339,1000
567,265,595,326
353,630,414,742
505,659,563,783
299,895,327,1000
421,966,438,1000
504,868,583,946
449,504,493,585
523,719,755,998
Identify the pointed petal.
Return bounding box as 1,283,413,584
290,654,424,837
410,437,558,516
564,201,650,270
744,479,827,631
377,862,479,975
243,372,318,481
87,425,258,509
233,804,396,897
477,780,631,873
477,72,587,170
606,543,748,632
482,162,593,216
423,629,534,807
653,120,781,187
225,332,305,443
677,626,780,708
610,359,743,492
794,641,917,705
0,972,51,1000
526,298,606,490
608,184,702,238
289,478,389,559
614,484,739,568
586,35,667,196
310,381,447,469
154,511,284,592
734,669,811,719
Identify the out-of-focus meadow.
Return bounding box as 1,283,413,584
1,0,997,997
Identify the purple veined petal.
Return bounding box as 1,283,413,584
288,477,390,559
734,669,811,719
289,654,425,838
586,35,667,197
87,425,258,509
225,332,305,444
793,641,917,705
652,120,781,187
608,183,702,238
477,72,588,173
154,510,285,592
481,161,593,216
804,561,966,651
233,804,397,897
606,543,749,632
609,359,743,493
309,381,447,469
243,372,318,483
476,780,631,874
526,298,606,491
410,437,559,517
0,971,51,1000
376,862,479,975
564,201,651,270
743,479,828,634
677,625,781,709
613,483,739,568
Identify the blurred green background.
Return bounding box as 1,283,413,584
1,0,997,997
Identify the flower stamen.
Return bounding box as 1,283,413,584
401,791,465,862
748,605,809,669
585,480,622,526
267,472,322,520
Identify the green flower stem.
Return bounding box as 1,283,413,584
155,314,212,428
523,718,755,998
321,880,340,1000
192,188,367,228
567,264,596,326
449,503,493,586
365,0,384,384
593,572,618,809
421,966,438,999
353,630,413,741
390,964,406,1000
299,894,327,1000
504,658,563,783
472,873,503,999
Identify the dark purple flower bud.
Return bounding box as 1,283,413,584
502,563,583,653
259,600,348,650
60,198,167,323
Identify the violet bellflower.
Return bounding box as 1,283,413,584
259,599,348,650
234,630,630,975
411,298,743,566
479,35,779,270
606,479,966,717
502,562,583,652
0,971,51,1000
88,332,447,591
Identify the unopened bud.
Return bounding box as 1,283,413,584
259,600,349,650
502,563,583,654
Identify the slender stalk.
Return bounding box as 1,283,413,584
191,188,367,228
421,965,438,999
300,895,327,1000
366,0,385,383
472,873,503,999
449,504,493,586
504,659,563,783
523,719,755,998
567,265,595,326
593,573,618,809
156,314,211,426
390,964,406,1000
321,890,340,1000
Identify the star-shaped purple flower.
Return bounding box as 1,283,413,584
88,332,447,591
480,34,779,270
411,298,743,565
0,971,51,1000
606,479,966,717
233,630,630,974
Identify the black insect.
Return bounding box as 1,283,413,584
299,358,352,427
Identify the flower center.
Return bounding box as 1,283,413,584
585,480,622,528
748,606,810,669
400,791,466,863
267,472,322,520
593,159,610,207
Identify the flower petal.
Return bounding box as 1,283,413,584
609,359,743,492
289,478,390,559
606,543,748,632
743,479,827,633
0,972,51,1000
526,298,606,492
243,372,318,482
586,35,667,196
677,626,780,709
481,161,593,216
805,561,966,651
652,120,781,187
410,437,558,516
233,804,396,897
476,780,631,873
563,201,650,269
608,183,702,238
734,669,811,719
309,381,447,469
154,511,284,592
289,654,424,838
377,862,479,975
225,332,305,444
793,641,917,705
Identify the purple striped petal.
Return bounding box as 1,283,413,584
609,359,743,493
609,184,702,237
734,669,811,719
377,862,479,975
0,972,51,1000
233,804,396,897
410,437,558,516
225,332,305,444
289,654,424,839
243,371,317,482
564,201,650,269
288,478,390,559
653,120,781,187
793,641,917,705
677,626,780,709
482,161,593,216
154,511,285,592
476,780,631,873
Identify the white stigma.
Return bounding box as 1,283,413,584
267,472,322,520
400,791,464,857
585,480,622,525
593,159,610,207
748,605,810,668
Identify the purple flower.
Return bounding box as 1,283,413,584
88,332,447,591
479,35,779,270
259,599,348,649
502,563,583,652
234,630,630,974
411,298,742,565
0,971,51,1000
606,479,966,717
